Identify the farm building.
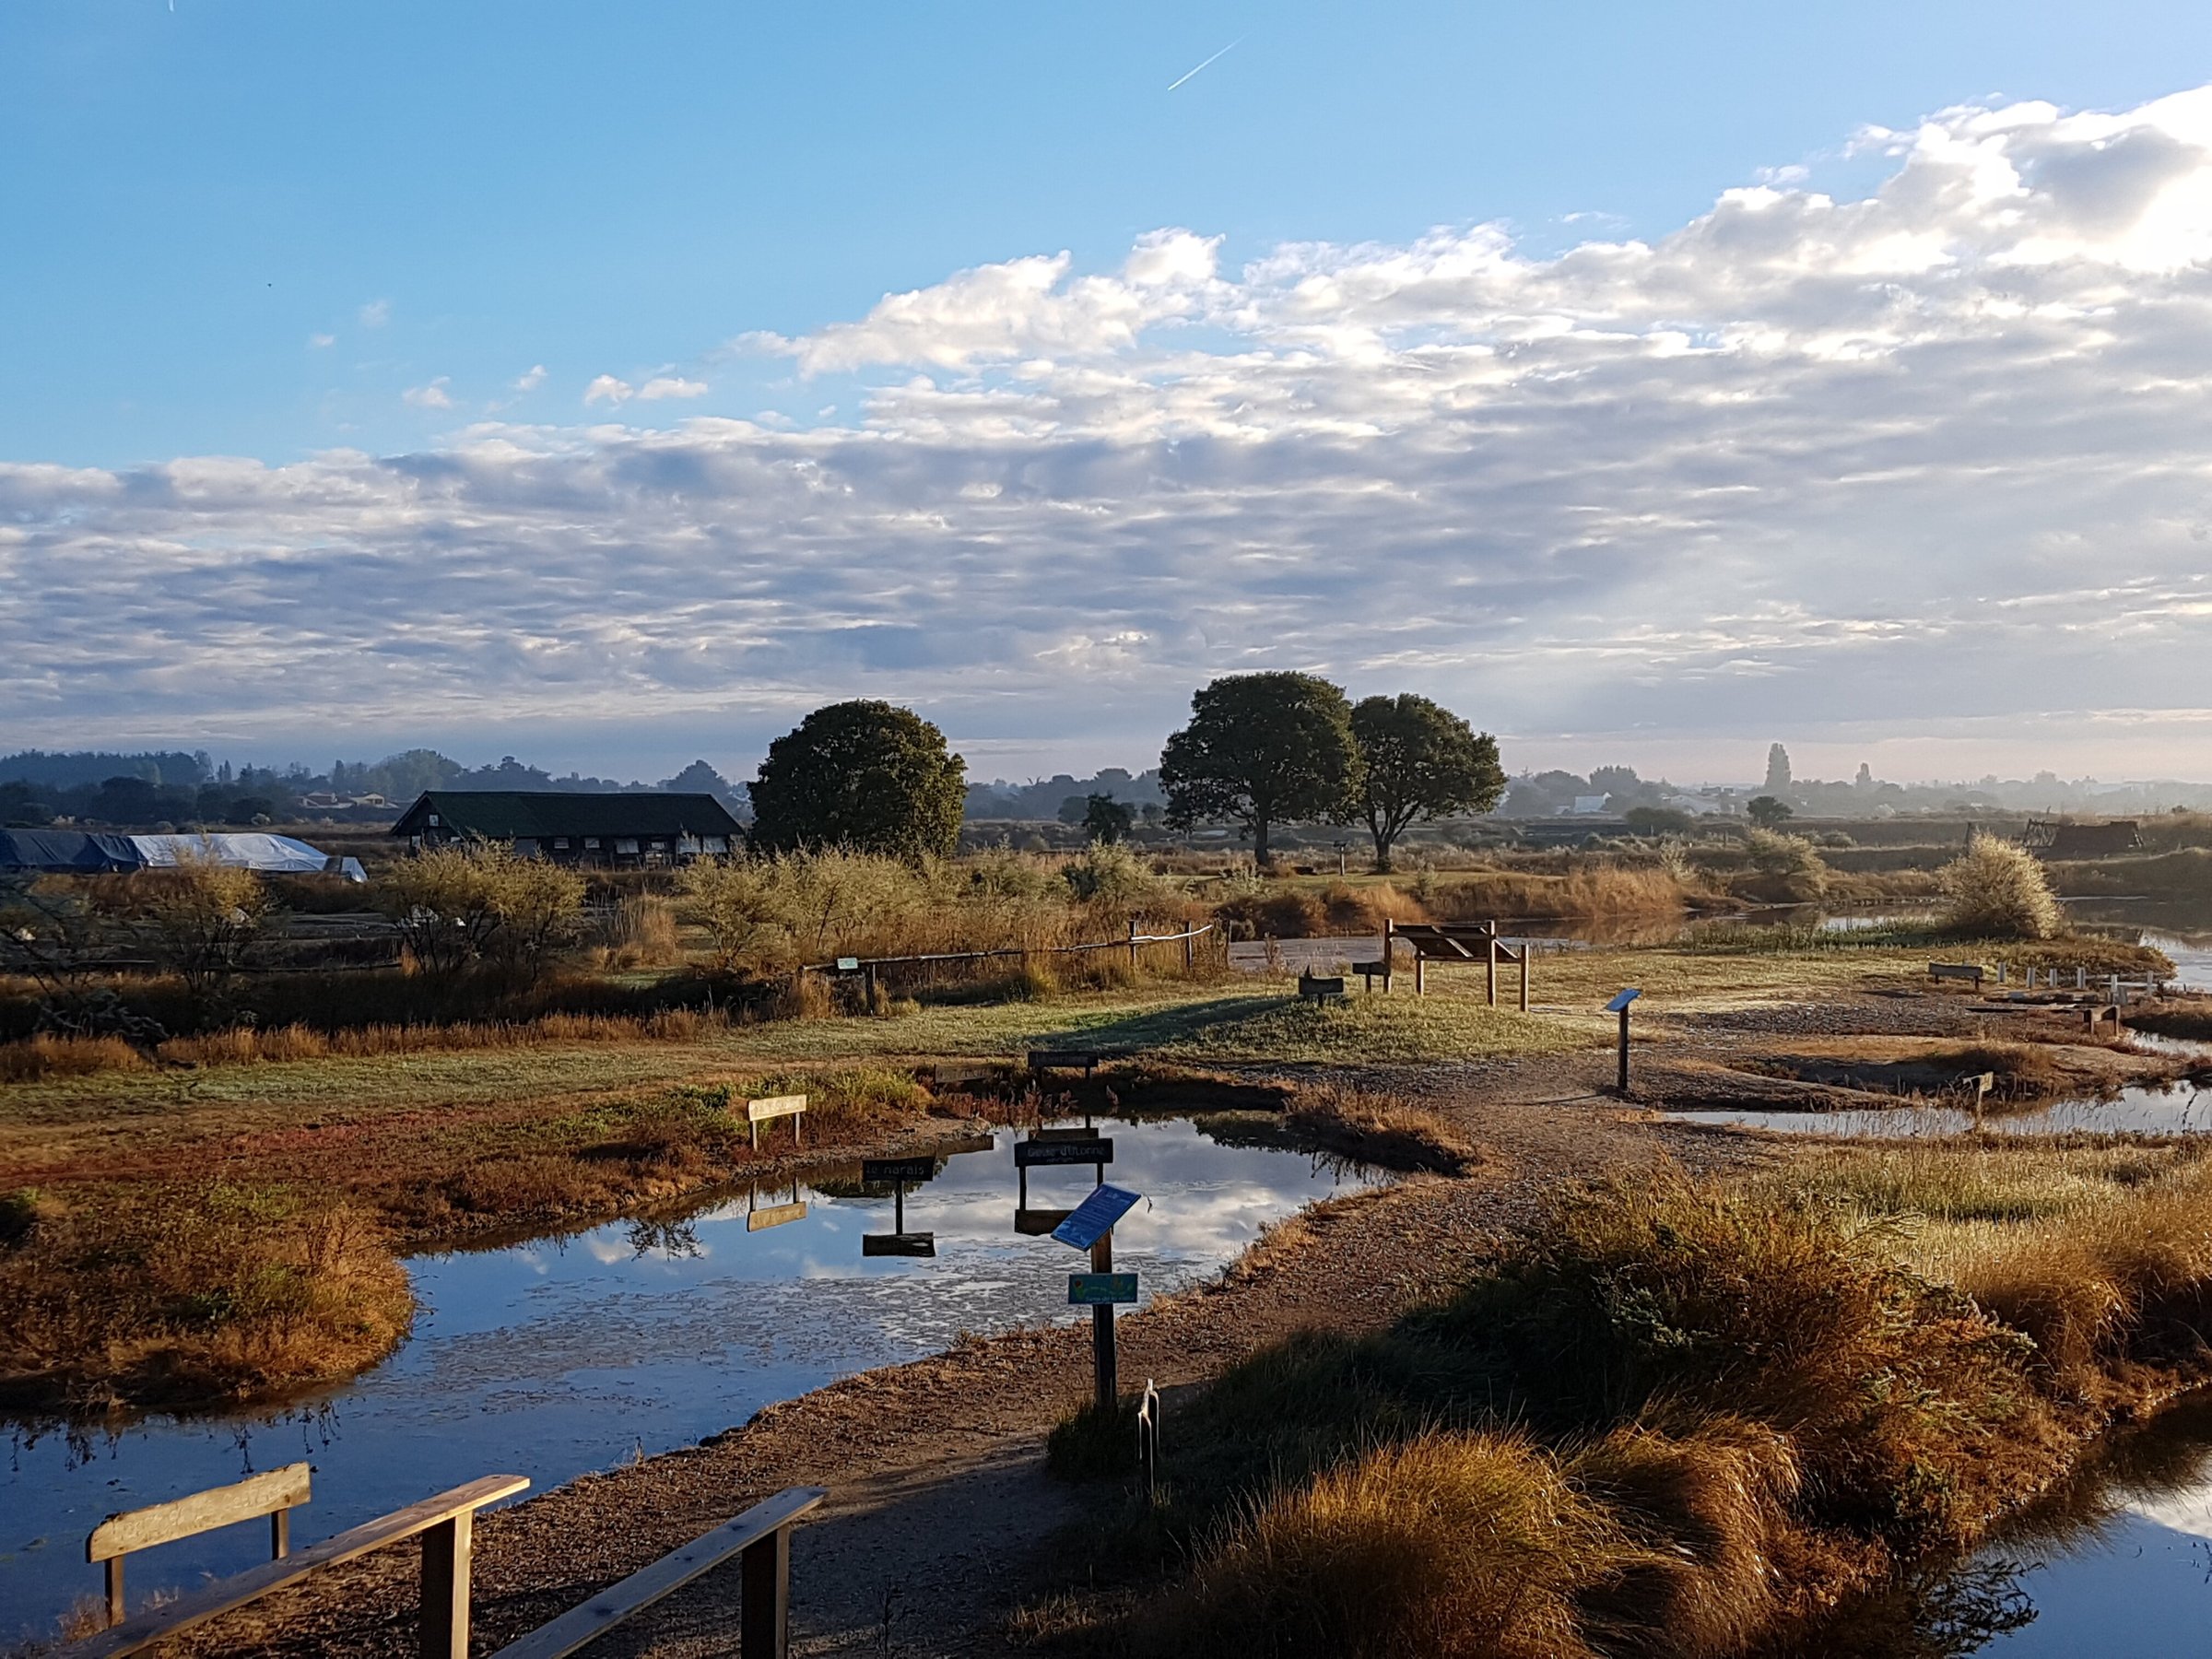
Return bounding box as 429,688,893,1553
392,791,742,867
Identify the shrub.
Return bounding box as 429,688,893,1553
1937,833,2063,940
1735,830,1829,902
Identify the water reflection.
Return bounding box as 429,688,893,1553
1667,1081,2212,1139
1773,1393,2212,1656
1,1116,1376,1641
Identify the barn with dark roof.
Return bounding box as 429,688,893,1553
391,791,741,867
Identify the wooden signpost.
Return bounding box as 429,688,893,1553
1015,1134,1112,1207
1607,988,1641,1095
1052,1184,1144,1413
745,1094,806,1152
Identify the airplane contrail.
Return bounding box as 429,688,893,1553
1167,36,1243,92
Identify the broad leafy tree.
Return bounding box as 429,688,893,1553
1159,673,1359,868
1349,694,1505,870
748,700,966,860
1747,794,1794,829
1081,794,1135,845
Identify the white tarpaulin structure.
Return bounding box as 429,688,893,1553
128,833,367,882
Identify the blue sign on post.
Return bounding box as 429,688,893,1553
1606,987,1642,1012
1069,1272,1139,1305
1052,1184,1141,1252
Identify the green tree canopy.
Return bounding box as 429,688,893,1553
1747,794,1794,829
1082,794,1136,844
748,700,966,860
1348,694,1505,870
1159,673,1359,867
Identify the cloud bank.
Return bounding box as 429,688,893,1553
10,88,2212,773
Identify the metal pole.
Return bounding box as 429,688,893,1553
1091,1232,1117,1413
894,1182,904,1232
1618,1006,1631,1095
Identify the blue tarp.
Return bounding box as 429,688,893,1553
0,830,144,872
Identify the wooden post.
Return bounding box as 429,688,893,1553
1127,917,1139,975
1090,1232,1117,1414
271,1508,289,1560
419,1511,473,1659
1381,917,1393,993
739,1524,794,1659
1618,1005,1631,1096
1519,944,1530,1013
1182,927,1194,972
106,1559,124,1629
1486,928,1497,1007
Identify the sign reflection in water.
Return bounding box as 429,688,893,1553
1,1115,1375,1641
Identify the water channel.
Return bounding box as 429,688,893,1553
0,1114,1378,1642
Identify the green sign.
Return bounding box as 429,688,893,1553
1067,1272,1138,1306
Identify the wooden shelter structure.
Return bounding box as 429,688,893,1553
1358,918,1532,1008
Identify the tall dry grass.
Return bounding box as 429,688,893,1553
1106,1167,2132,1659
0,1182,410,1411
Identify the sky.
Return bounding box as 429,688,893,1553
8,3,2212,787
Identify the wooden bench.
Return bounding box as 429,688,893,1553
1928,962,1988,990
1297,971,1346,1004
65,1473,527,1659
2084,1003,2122,1035
1350,959,1387,992
87,1461,312,1629
488,1486,827,1659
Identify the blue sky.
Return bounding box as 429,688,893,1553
8,2,2212,783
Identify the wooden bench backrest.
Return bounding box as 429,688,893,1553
745,1093,807,1123
88,1463,311,1563
65,1474,527,1659
488,1486,827,1659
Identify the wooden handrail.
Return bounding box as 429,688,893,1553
488,1486,828,1659
65,1473,528,1659
87,1461,312,1627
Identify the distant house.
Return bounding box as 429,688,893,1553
2020,818,2142,859
1570,795,1610,816
392,791,742,867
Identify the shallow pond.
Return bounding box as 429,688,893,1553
1665,1079,2212,1139
1,1114,1377,1641
1788,1392,2212,1656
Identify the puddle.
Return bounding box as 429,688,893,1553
1787,1392,2212,1656
1666,1081,2212,1139
0,1115,1378,1641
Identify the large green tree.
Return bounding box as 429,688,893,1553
748,700,966,860
1159,673,1359,868
1349,693,1505,870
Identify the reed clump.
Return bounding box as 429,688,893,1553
0,1182,410,1412
1088,1169,2124,1659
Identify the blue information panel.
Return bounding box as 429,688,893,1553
1051,1183,1141,1251
1606,987,1642,1012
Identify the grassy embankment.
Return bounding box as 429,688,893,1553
1035,1138,2212,1659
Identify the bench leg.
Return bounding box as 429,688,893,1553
106,1558,124,1629
741,1524,794,1659
419,1512,473,1659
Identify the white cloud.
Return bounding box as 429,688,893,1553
637,376,710,401
12,88,2212,774
308,333,336,349
359,299,391,328
514,364,547,392
402,377,453,409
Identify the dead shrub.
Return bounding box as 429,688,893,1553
0,1032,146,1082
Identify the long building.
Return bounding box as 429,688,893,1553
391,791,742,867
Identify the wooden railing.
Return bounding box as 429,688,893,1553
488,1487,828,1659
65,1473,528,1659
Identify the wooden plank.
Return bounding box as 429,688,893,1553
746,1094,807,1123
1028,1049,1099,1071
65,1475,528,1659
931,1064,994,1087
746,1201,808,1231
1015,1137,1112,1168
487,1488,827,1659
88,1464,312,1562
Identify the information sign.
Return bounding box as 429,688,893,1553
1052,1184,1141,1251
861,1157,937,1185
1015,1137,1113,1169
1605,988,1642,1013
1068,1273,1139,1306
